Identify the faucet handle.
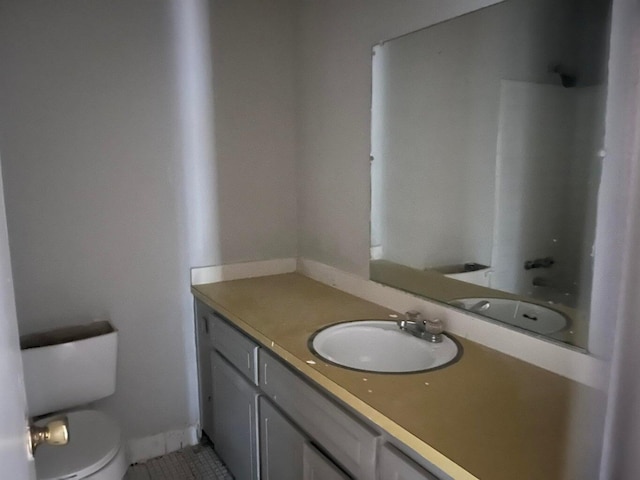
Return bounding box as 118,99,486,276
424,318,444,342
405,310,423,321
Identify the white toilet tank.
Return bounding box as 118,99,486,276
20,321,118,417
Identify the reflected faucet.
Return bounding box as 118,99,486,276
524,256,555,270
532,277,554,287
397,310,444,343
469,300,491,313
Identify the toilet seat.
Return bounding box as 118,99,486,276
35,410,122,480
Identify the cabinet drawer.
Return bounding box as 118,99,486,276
259,349,378,480
379,444,439,480
211,314,258,384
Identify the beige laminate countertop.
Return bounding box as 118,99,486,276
192,273,601,480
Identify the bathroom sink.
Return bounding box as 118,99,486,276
309,320,461,373
449,297,568,335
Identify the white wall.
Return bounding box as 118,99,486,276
0,0,199,441
296,0,503,277
0,157,35,479
0,0,297,444
207,0,297,265
598,1,640,476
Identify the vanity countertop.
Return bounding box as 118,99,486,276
192,273,600,480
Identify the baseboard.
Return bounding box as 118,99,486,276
128,425,199,464
191,258,297,285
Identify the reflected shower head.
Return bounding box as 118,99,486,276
559,73,576,88
551,64,577,88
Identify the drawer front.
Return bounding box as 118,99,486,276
211,314,258,385
379,444,439,480
259,349,378,480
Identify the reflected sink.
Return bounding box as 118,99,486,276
310,320,461,373
449,297,569,335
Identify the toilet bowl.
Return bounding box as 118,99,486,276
20,321,127,480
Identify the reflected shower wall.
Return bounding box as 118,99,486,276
492,81,604,309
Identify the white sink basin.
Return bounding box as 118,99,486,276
310,320,460,373
449,297,568,335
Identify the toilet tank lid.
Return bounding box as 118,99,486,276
20,321,115,350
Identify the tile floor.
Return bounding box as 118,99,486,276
125,442,233,480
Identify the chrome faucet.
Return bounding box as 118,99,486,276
397,310,444,343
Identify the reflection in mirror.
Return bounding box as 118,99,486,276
369,0,611,350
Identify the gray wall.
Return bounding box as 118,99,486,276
0,0,297,442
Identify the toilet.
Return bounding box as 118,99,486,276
20,321,127,480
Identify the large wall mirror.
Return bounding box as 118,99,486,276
370,0,611,350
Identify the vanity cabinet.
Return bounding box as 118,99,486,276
194,298,448,480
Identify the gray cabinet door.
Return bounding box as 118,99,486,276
195,300,214,438
212,351,259,480
303,442,351,480
259,349,378,479
259,397,305,480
